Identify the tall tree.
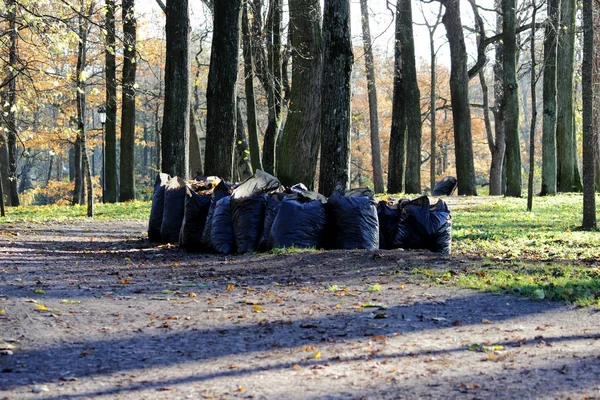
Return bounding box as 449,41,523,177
582,0,596,228
438,0,477,195
527,2,540,210
120,0,137,201
104,0,118,202
556,0,582,192
3,0,19,206
489,0,506,195
319,0,353,196
502,0,522,197
594,0,600,191
161,0,190,179
359,0,384,194
204,0,242,180
241,3,262,173
277,0,322,188
540,0,559,195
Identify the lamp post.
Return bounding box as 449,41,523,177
97,105,106,203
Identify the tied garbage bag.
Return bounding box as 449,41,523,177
394,196,452,254
160,177,187,244
326,190,379,250
211,196,235,254
201,181,232,251
377,201,400,250
432,176,458,196
258,192,287,251
231,170,281,253
148,173,170,242
269,192,327,249
178,186,212,251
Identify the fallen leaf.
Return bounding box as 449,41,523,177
482,318,493,324
119,277,132,284
188,291,197,297
226,284,235,291
292,364,302,371
34,289,45,295
252,304,264,312
367,284,382,292
309,351,321,359
236,386,246,392
35,304,49,312
0,309,5,314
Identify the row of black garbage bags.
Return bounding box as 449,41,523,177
148,170,452,254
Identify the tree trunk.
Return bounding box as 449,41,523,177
400,0,422,195
318,0,353,196
359,0,384,194
189,107,203,177
72,137,83,205
0,135,10,206
276,0,322,189
105,0,118,203
388,0,407,194
4,0,19,206
582,0,597,228
503,0,522,197
235,99,253,182
205,0,242,180
120,0,137,201
161,0,190,180
541,0,558,195
556,0,582,192
489,0,505,195
241,4,262,173
527,3,538,211
594,0,600,191
440,0,477,195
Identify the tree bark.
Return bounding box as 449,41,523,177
120,0,137,201
582,0,597,228
205,0,242,180
161,0,190,180
400,0,422,195
489,0,505,195
439,0,477,195
541,0,558,195
105,0,118,203
359,0,384,194
276,0,322,189
527,3,538,211
503,0,522,197
594,0,600,191
318,0,353,196
189,107,203,177
0,135,11,206
4,0,19,206
235,99,253,182
241,4,262,173
556,0,582,192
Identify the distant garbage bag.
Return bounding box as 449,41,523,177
200,180,232,252
377,201,400,250
148,173,170,242
231,169,281,199
230,170,281,253
211,196,235,254
326,190,379,250
258,192,287,251
231,193,268,253
269,192,327,249
394,196,452,254
160,177,187,244
178,186,212,251
432,176,458,196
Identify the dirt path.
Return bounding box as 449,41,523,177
0,221,599,399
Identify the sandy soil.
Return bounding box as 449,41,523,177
0,220,599,400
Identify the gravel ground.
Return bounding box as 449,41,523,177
0,220,599,400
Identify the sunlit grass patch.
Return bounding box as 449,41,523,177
414,263,600,307
271,246,318,255
1,201,150,223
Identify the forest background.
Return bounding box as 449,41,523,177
0,0,597,226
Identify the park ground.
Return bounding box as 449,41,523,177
0,198,599,399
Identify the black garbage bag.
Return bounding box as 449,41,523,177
269,193,327,249
148,173,170,242
232,169,281,199
258,192,287,251
211,196,235,254
432,176,458,196
377,201,400,250
326,190,379,250
178,185,212,251
394,196,452,254
200,180,232,251
231,193,268,253
160,177,187,244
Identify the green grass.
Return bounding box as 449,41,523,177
413,263,600,307
0,201,151,223
271,246,319,255
451,194,600,261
